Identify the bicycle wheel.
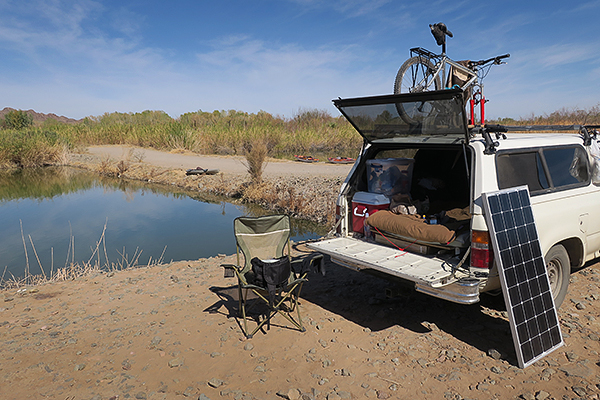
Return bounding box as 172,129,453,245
394,56,441,94
394,57,442,125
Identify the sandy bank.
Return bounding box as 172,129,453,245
1,249,599,399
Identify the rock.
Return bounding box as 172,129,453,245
572,386,587,397
121,359,132,370
207,378,224,388
244,343,254,351
491,365,504,374
416,358,428,367
565,351,579,362
134,392,147,400
168,358,184,368
476,383,489,391
197,395,212,400
487,348,502,360
286,388,301,400
447,371,461,381
559,362,593,378
74,363,86,371
535,390,550,400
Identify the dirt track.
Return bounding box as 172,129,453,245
86,146,354,178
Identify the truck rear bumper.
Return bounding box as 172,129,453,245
415,277,480,304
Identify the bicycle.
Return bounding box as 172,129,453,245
394,23,509,126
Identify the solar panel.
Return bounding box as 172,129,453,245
482,186,563,368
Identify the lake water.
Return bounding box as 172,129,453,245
0,167,327,279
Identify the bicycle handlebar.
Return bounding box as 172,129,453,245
471,53,510,67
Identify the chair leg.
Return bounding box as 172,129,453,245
238,285,252,339
294,282,306,332
238,283,308,338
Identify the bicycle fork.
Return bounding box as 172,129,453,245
469,86,488,125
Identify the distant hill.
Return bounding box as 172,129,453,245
0,107,82,124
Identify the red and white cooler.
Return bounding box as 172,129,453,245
351,191,390,235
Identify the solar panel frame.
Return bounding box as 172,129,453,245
482,185,563,368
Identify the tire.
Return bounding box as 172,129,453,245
393,57,442,125
394,56,441,94
544,244,571,308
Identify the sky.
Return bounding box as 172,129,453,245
0,0,599,121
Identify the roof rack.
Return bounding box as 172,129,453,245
469,124,599,154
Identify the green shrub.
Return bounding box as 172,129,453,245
3,110,33,130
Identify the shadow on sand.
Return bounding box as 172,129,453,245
205,251,522,365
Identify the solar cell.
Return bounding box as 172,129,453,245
482,185,563,368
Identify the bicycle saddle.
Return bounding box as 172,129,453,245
430,23,453,46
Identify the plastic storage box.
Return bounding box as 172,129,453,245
367,158,414,197
352,191,390,235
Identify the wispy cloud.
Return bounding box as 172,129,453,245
288,0,392,16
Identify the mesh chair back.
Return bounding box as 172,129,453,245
234,215,291,274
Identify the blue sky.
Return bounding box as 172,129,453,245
1,0,599,120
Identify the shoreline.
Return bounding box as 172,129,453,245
69,145,353,225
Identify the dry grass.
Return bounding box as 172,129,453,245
242,140,268,183
0,222,167,290
116,160,129,175
95,155,131,177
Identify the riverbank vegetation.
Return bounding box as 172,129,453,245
1,104,599,168
0,108,362,168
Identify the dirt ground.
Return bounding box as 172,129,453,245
1,146,599,400
85,146,353,178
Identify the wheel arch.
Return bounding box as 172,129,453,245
555,237,584,270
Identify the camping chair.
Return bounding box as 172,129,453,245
221,214,323,338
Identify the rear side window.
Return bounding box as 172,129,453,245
497,145,589,195
543,146,589,186
496,152,549,193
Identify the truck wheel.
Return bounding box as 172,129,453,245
544,244,570,308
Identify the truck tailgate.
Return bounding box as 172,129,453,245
307,237,457,287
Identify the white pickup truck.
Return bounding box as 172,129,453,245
308,89,600,307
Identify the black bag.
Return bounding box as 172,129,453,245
250,256,291,305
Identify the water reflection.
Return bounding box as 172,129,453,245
0,167,327,278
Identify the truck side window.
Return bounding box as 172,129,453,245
496,151,549,193
542,146,589,187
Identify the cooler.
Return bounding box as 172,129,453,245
352,191,390,235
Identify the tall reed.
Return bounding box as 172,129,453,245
1,108,363,166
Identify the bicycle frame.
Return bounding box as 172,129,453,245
409,47,488,125
410,47,478,91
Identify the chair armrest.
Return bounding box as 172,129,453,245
221,263,240,278
291,253,325,276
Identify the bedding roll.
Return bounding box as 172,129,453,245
365,210,456,244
